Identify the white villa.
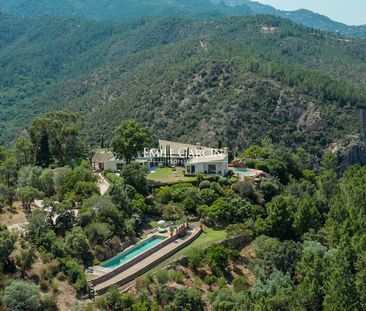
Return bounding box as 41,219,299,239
92,139,229,176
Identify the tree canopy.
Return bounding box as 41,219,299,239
111,120,152,164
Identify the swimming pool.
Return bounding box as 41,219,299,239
233,168,257,177
101,236,166,270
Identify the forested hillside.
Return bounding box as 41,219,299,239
1,13,365,152
1,112,366,310
2,3,366,311
0,0,253,21
0,0,365,38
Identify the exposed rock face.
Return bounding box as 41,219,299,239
274,93,327,132
298,102,327,132
274,90,305,123
331,135,366,172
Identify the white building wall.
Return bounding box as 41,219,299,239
215,162,224,175
187,160,228,176
195,163,205,174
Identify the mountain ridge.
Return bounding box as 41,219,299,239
1,13,365,152
213,0,366,37
0,0,365,38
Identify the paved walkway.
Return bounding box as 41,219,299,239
97,173,110,195
92,266,112,277
93,227,202,295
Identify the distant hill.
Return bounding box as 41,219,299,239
219,0,366,38
0,0,365,38
1,13,365,152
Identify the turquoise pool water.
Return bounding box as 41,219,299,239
101,236,166,270
233,168,257,177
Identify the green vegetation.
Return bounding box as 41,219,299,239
175,226,227,260
3,280,40,311
0,0,252,22
111,120,152,164
0,225,16,272
148,226,227,274
2,114,366,310
147,226,227,274
147,167,196,185
28,111,85,167
187,227,227,250
0,14,365,152
1,4,366,310
0,0,365,38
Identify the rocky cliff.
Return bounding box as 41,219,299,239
331,135,366,172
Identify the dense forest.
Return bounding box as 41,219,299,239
0,0,365,37
1,13,366,153
0,0,252,21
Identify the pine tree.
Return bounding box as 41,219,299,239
36,133,52,167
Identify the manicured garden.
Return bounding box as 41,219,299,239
146,167,196,185
179,226,227,255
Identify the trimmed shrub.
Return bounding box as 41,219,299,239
199,180,211,190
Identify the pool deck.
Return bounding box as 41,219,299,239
92,266,112,277
92,226,202,296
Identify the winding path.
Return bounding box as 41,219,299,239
97,173,110,196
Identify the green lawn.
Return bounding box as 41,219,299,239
146,167,196,186
179,226,227,254
147,226,227,274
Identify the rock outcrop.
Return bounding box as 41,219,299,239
330,135,366,172
274,93,327,132
298,102,327,132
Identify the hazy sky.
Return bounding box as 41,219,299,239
256,0,365,25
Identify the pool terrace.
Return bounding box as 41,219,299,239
100,235,167,270
231,167,264,179
89,224,202,296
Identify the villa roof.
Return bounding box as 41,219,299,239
158,139,213,155
189,154,228,164
92,151,114,163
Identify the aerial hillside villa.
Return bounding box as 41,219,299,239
92,139,229,176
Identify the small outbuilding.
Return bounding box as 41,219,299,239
92,151,115,171
185,154,228,176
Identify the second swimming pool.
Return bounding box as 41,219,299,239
233,168,257,177
101,235,166,270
